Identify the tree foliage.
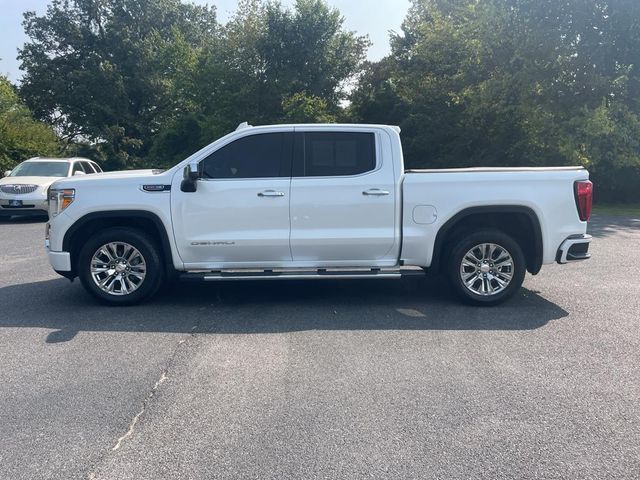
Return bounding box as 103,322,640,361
0,75,59,173
351,0,640,201
19,0,217,169
19,0,368,168
151,0,369,165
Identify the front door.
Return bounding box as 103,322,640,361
171,131,293,268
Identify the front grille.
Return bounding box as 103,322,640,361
0,184,39,194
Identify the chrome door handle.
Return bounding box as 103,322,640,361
258,190,285,198
363,189,390,196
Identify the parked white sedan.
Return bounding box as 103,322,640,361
0,157,103,219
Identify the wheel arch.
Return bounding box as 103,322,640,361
431,206,543,275
63,210,175,278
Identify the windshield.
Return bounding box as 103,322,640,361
9,161,70,177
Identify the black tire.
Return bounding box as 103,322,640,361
78,227,165,306
447,229,526,306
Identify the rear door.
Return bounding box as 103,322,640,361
289,129,398,266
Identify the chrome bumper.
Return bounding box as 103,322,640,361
557,234,592,264
0,196,48,215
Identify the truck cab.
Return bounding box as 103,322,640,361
172,125,401,270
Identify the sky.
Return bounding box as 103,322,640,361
0,0,410,83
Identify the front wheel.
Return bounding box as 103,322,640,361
447,229,526,306
78,228,165,305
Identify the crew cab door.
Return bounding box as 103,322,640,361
289,129,399,266
171,130,293,268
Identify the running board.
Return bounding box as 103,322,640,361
179,268,426,282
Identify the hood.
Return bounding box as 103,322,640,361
87,169,159,179
59,169,160,182
51,169,169,189
0,176,61,188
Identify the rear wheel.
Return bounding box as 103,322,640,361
447,229,526,306
78,228,164,305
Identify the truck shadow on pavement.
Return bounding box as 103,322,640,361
0,276,569,343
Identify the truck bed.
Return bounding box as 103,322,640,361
399,166,590,269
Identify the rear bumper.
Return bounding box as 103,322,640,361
556,234,592,264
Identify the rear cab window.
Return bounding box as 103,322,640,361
293,131,377,177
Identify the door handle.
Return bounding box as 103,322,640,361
258,190,285,198
363,189,390,196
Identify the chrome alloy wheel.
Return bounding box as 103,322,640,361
90,242,147,296
460,243,514,296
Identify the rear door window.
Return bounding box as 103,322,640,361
294,132,376,177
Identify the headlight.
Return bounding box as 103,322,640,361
48,188,75,217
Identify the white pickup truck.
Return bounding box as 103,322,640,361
45,123,593,306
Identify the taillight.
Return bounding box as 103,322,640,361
574,180,593,222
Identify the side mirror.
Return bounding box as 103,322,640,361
3,170,11,177
74,170,86,176
181,162,199,193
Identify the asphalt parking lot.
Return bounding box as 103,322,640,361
0,214,638,480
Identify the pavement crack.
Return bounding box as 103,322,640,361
111,371,168,451
86,325,200,479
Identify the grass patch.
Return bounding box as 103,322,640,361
593,203,640,217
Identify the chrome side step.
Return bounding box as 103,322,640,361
180,268,426,282
204,272,401,281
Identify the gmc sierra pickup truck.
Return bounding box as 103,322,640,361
45,123,593,306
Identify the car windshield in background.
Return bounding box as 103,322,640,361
10,162,70,177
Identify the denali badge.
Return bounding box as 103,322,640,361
191,241,236,246
142,184,171,192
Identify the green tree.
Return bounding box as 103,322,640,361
20,0,369,168
282,92,337,123
203,0,368,125
150,0,369,165
352,0,640,201
19,0,216,169
0,75,59,174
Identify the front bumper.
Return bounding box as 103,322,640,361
556,234,592,264
0,194,48,216
48,250,72,272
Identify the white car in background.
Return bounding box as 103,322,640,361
0,157,103,219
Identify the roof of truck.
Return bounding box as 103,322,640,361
235,122,401,133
